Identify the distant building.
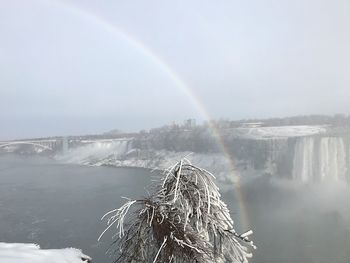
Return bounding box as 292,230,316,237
184,119,196,129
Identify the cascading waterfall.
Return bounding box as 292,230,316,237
292,137,347,182
57,139,132,164
292,137,315,182
318,137,346,181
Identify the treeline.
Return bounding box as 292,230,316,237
133,126,220,153
132,127,270,169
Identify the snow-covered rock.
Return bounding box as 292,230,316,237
0,243,91,263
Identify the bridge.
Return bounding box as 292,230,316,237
0,137,134,154
80,138,134,144
0,140,59,151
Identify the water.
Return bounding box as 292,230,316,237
0,155,151,262
292,137,348,182
1,155,350,263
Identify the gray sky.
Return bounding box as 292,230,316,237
1,0,350,140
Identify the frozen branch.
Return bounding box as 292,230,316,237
99,159,256,262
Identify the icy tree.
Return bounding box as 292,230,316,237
99,159,256,262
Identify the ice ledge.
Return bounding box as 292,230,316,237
0,243,91,263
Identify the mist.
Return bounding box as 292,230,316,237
227,177,350,263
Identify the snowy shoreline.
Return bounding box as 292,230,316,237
56,149,236,180
0,243,91,263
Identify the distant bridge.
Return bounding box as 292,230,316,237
80,138,134,144
0,140,59,151
0,137,134,153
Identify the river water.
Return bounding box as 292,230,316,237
1,155,350,263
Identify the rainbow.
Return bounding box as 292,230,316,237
38,0,251,231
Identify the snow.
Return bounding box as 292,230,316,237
55,125,329,186
234,125,326,139
59,147,232,178
0,243,91,263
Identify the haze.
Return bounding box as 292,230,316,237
1,0,350,140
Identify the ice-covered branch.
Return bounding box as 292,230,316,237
99,159,256,262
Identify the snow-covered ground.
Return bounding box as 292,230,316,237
56,146,261,188
0,243,91,263
54,125,330,184
57,147,233,177
234,125,326,139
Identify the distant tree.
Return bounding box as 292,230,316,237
99,159,256,262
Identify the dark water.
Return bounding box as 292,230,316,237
1,155,350,263
0,155,151,262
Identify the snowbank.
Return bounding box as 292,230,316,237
0,243,91,263
235,125,326,139
58,148,233,178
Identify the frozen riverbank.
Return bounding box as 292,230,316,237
0,243,91,263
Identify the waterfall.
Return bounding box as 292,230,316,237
292,137,315,182
292,137,347,182
56,139,131,164
62,137,68,155
318,137,346,181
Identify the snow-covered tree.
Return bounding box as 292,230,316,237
99,159,256,262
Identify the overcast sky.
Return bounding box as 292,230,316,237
1,0,350,140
